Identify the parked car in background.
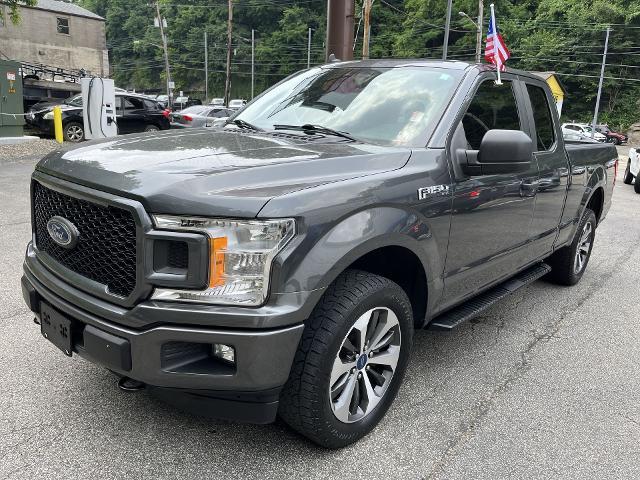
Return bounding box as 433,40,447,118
27,92,170,142
623,148,640,193
561,123,607,142
170,105,233,128
173,96,203,111
228,99,247,110
209,98,225,106
26,93,83,123
562,132,601,144
595,124,628,145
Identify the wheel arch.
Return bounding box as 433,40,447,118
276,206,442,329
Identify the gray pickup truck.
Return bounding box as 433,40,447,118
22,60,617,448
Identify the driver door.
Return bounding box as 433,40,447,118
441,77,539,309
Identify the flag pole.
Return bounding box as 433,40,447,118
490,3,501,84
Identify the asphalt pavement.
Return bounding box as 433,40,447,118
1,148,639,479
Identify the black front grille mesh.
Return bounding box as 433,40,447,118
33,182,138,298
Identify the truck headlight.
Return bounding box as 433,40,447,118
43,111,54,120
151,216,295,306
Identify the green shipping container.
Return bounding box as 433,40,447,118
0,59,25,137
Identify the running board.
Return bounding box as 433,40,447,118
428,263,552,331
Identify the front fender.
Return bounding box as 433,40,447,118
273,206,444,299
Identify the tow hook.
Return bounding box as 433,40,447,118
118,377,146,392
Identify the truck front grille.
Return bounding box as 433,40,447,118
32,182,138,298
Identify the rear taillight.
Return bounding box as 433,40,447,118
613,159,618,186
182,115,193,122
162,109,170,118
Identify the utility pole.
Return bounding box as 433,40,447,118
326,0,355,61
476,1,484,64
591,26,610,138
442,0,453,60
204,31,208,102
307,27,312,68
224,0,233,106
251,29,255,99
155,1,172,107
362,0,372,59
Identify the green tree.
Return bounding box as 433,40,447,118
77,0,640,128
4,0,37,24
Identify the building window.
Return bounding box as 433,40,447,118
57,17,69,35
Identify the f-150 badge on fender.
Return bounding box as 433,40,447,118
418,185,450,200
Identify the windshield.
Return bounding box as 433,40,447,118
234,66,463,146
64,94,82,107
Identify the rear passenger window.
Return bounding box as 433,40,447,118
527,85,556,151
144,99,159,111
462,80,521,150
124,97,144,112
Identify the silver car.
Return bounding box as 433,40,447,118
170,105,233,128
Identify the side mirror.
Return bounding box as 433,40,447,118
458,129,533,175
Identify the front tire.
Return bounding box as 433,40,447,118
623,161,634,185
635,177,640,194
545,208,596,286
63,122,85,142
279,269,413,448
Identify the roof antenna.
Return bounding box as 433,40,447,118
328,54,341,63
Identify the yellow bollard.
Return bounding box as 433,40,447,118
53,106,63,143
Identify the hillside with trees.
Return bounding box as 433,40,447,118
76,0,640,129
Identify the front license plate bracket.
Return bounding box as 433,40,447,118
40,302,73,357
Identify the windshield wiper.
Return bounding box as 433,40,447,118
273,124,357,142
227,118,263,131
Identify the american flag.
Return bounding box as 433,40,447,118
484,13,510,71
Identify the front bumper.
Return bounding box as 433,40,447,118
22,264,306,423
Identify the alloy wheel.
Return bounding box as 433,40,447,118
66,125,83,141
574,221,593,274
329,307,401,423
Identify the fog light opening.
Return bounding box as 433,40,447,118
212,343,235,364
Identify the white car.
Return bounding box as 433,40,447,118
562,123,607,142
623,148,640,193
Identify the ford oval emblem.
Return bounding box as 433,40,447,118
46,216,79,249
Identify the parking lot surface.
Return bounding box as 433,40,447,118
1,150,639,479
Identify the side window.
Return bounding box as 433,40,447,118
461,80,521,150
143,99,159,111
57,17,70,35
124,97,144,112
527,85,555,151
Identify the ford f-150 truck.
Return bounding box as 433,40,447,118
22,60,617,448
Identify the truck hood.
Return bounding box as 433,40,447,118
37,129,412,217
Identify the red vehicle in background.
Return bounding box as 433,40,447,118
595,124,628,145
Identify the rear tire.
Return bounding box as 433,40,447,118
545,208,596,286
144,124,160,132
279,269,413,448
623,161,634,185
